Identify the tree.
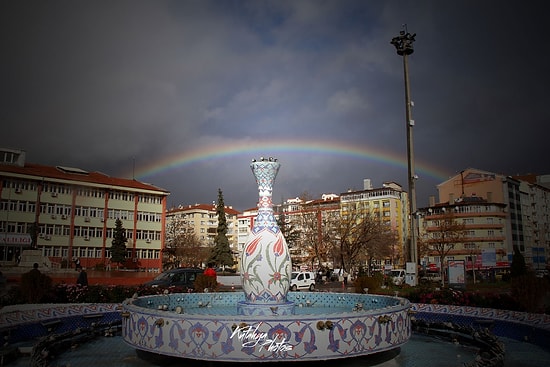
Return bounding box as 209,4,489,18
207,189,234,268
422,210,466,286
165,215,208,268
110,218,127,268
333,204,394,275
361,227,398,276
297,206,339,269
416,233,431,264
276,211,301,249
509,246,548,313
510,245,527,278
175,232,208,268
164,214,185,268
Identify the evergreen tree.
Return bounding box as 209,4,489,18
510,245,527,278
110,218,127,267
207,189,234,269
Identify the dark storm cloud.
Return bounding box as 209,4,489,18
1,1,549,211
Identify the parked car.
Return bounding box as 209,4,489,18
389,269,406,286
144,267,204,290
216,267,237,274
290,271,316,291
495,270,510,281
420,272,442,284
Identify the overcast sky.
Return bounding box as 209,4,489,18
2,1,549,211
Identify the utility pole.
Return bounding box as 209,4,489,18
391,26,418,270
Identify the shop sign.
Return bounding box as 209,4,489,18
0,233,32,245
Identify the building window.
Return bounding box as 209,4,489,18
1,151,18,164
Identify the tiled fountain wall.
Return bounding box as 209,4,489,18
121,293,411,362
1,302,549,351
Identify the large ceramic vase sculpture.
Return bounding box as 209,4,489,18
240,157,292,309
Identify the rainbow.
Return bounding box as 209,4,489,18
132,138,450,182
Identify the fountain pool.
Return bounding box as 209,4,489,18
121,291,411,362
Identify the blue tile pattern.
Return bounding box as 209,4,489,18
121,292,411,362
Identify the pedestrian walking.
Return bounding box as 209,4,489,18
76,266,88,286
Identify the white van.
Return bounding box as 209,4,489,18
290,271,316,291
389,269,406,286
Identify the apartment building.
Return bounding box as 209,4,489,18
340,180,409,268
419,168,549,271
0,148,169,271
418,197,509,271
165,203,241,259
274,194,341,269
514,174,550,270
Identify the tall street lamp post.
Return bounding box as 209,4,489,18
391,27,418,269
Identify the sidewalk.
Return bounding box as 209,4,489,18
3,268,356,290
3,268,157,287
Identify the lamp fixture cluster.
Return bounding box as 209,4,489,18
251,157,277,162
390,27,416,56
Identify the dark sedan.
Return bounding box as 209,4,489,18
144,267,203,290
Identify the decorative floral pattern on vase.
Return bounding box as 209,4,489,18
241,158,292,303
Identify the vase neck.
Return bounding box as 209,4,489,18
250,160,280,232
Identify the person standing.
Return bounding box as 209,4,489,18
28,262,42,294
204,264,217,277
21,263,51,303
76,266,88,286
29,262,40,276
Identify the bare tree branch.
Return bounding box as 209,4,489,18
421,210,467,286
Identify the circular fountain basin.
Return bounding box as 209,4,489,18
122,291,411,362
